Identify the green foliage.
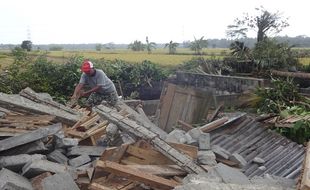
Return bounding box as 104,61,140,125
189,36,208,55
253,38,298,70
227,6,289,43
165,41,179,54
128,40,145,51
230,41,251,60
255,77,301,113
49,46,64,51
179,57,232,75
95,44,102,51
21,40,32,51
145,37,156,54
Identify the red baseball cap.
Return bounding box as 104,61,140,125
81,60,94,73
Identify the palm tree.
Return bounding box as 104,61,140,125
164,41,179,54
230,41,251,59
145,36,156,54
189,36,208,55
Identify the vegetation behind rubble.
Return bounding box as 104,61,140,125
0,48,169,103
254,77,310,143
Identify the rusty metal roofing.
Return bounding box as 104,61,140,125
210,116,305,180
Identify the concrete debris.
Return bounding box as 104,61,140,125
0,168,34,190
0,86,305,190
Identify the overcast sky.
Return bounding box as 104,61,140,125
1,0,308,44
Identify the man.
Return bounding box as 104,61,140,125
71,59,118,107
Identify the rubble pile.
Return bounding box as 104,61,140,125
0,87,306,190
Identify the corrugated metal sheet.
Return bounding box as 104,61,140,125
210,116,305,180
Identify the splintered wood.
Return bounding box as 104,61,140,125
90,141,196,190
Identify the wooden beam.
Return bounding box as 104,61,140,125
299,141,310,190
95,160,179,190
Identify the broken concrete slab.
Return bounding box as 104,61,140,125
0,168,33,190
214,163,250,185
212,145,231,159
166,129,187,144
0,154,46,172
0,140,48,156
197,151,217,166
55,137,79,149
67,146,105,157
230,152,247,167
69,154,91,168
47,150,68,165
22,159,75,179
41,173,80,190
198,133,211,150
0,93,82,125
0,123,62,152
30,172,52,190
253,157,265,164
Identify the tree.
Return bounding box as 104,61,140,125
145,36,156,54
230,41,251,59
128,40,145,51
21,40,32,51
189,36,208,55
227,6,289,42
95,44,102,51
164,41,179,54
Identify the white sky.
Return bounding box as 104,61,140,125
0,0,309,44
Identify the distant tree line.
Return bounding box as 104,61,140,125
1,36,310,51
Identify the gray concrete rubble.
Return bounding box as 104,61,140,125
166,129,187,144
0,168,34,190
47,150,68,164
198,133,211,150
22,159,75,179
0,140,48,156
212,145,231,159
0,154,46,172
55,137,79,149
68,154,91,168
197,151,217,166
41,173,80,190
229,153,247,167
67,146,105,157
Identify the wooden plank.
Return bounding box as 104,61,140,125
95,160,179,190
125,145,174,165
95,105,207,174
299,141,310,190
80,114,101,129
177,120,194,132
169,142,198,159
159,83,177,131
123,165,186,177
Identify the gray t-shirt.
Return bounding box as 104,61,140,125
79,69,116,94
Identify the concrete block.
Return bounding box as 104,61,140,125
0,168,33,190
42,173,80,190
166,129,187,144
214,163,250,185
198,133,211,150
47,150,68,164
22,159,75,179
67,146,105,157
55,138,78,149
187,128,202,140
0,154,46,172
0,140,47,156
253,157,265,164
197,151,217,166
69,154,91,168
211,145,231,159
229,152,247,167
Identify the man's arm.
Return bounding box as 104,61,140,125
71,83,84,100
80,85,101,97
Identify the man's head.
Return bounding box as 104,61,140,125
81,60,95,75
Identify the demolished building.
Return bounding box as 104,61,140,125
0,72,308,190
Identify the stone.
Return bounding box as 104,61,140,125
197,151,217,166
198,133,211,150
0,154,46,172
0,168,33,190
